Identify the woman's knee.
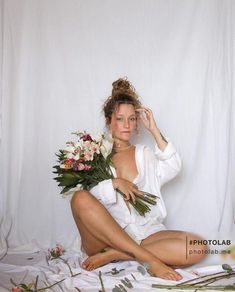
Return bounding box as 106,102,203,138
187,234,208,264
70,190,94,211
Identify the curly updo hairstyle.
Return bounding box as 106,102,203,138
103,78,142,124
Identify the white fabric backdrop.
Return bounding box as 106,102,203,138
0,0,234,254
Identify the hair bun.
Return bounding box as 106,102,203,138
112,77,136,97
103,78,141,122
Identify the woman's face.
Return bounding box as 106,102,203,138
109,103,137,142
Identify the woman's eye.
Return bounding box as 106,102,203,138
116,117,136,122
130,117,137,121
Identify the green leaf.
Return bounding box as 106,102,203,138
112,286,122,292
60,185,77,194
224,285,235,290
222,263,233,273
121,278,133,288
73,172,82,178
63,173,77,179
137,265,146,275
58,176,78,186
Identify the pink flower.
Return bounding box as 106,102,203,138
84,151,93,161
77,163,85,171
84,164,92,171
73,162,85,171
12,288,23,292
90,142,100,154
48,244,65,259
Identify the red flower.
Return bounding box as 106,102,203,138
64,158,75,169
81,134,93,142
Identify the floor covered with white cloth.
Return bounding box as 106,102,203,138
1,244,235,292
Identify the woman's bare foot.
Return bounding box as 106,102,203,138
81,248,125,271
147,260,182,281
82,249,182,281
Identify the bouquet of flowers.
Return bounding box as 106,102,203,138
53,131,158,216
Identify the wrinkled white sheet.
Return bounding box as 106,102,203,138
1,245,235,292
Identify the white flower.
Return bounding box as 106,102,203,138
73,153,80,160
64,144,75,153
83,140,92,150
104,132,113,143
100,133,113,159
91,132,103,143
73,142,82,149
90,141,100,154
65,152,75,159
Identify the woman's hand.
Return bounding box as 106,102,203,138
136,107,168,151
136,107,158,134
112,178,144,202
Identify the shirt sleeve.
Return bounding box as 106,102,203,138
90,179,117,205
154,141,182,187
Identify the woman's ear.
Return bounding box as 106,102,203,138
135,115,140,134
106,117,111,127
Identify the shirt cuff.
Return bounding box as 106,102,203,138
96,179,117,204
154,141,177,161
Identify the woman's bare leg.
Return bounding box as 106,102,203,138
82,231,207,271
71,205,133,270
141,230,208,267
71,190,182,280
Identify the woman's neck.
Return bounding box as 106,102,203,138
113,139,132,152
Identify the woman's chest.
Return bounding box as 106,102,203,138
112,148,138,182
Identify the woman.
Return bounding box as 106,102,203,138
71,78,207,281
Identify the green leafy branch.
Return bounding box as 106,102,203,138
152,264,235,291
10,276,65,292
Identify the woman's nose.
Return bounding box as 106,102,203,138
124,119,130,128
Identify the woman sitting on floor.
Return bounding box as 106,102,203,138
71,78,207,281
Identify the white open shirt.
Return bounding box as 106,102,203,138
90,141,182,241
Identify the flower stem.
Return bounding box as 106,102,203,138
179,272,235,286
59,257,81,277
35,275,39,290
152,272,235,291
179,271,234,285
36,278,66,291
152,283,234,290
98,271,106,292
116,189,156,216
